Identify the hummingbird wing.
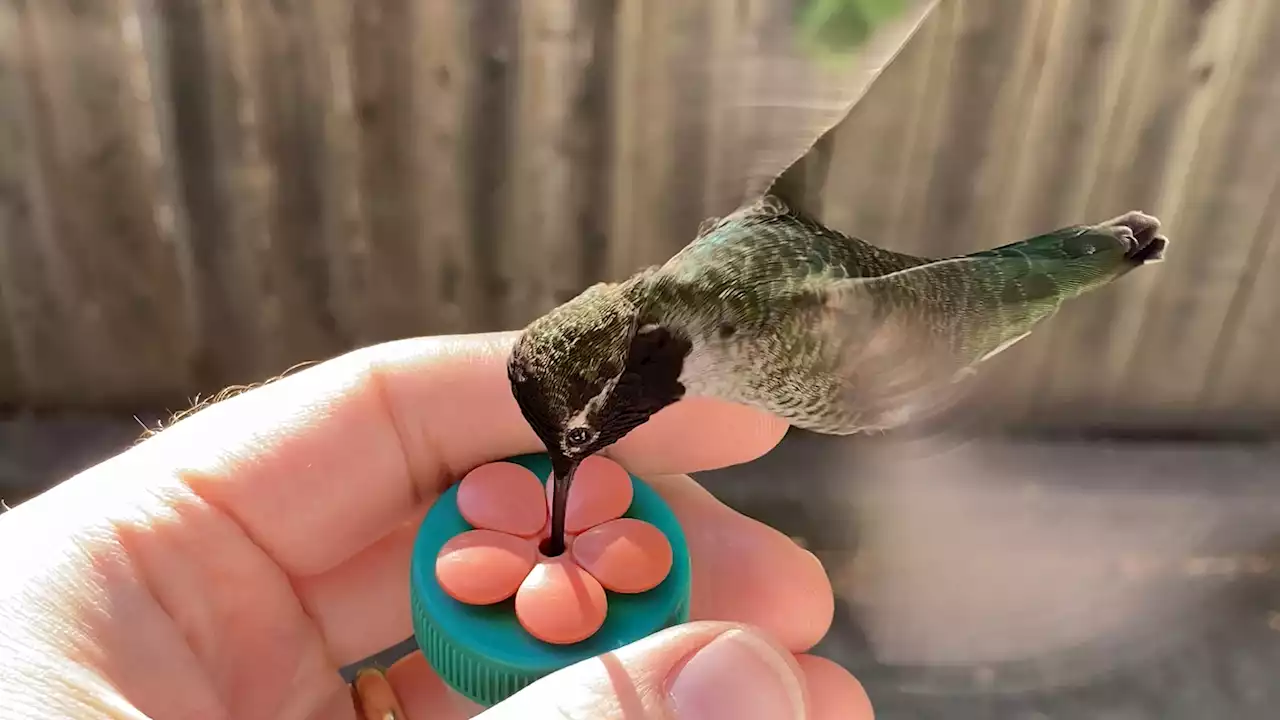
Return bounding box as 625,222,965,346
806,250,1080,432
706,0,940,210
806,266,976,431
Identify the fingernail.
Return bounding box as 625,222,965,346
667,629,806,720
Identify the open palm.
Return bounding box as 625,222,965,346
1,333,869,719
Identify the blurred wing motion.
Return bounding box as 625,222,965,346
702,0,940,210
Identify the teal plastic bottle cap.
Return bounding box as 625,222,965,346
409,453,692,708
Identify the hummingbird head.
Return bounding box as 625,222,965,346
506,282,691,554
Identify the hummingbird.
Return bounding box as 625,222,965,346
508,195,1170,555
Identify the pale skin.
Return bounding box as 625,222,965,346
0,332,873,719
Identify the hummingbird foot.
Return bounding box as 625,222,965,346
1099,210,1169,264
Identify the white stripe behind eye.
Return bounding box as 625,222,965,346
564,374,622,443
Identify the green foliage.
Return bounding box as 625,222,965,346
796,0,909,55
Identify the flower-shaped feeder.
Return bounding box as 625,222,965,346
409,453,692,707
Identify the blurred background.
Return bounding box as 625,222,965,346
2,0,1279,717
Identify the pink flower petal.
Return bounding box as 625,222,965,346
457,462,547,537
544,455,634,534
436,530,537,605
572,519,673,594
514,554,608,644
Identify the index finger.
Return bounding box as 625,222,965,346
123,332,788,576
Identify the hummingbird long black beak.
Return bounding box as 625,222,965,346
546,455,580,556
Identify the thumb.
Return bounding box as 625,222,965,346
478,621,809,720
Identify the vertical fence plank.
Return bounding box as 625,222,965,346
606,0,718,279
231,0,349,367
1196,4,1280,422
995,0,1237,424
150,0,255,389
603,0,642,281
0,259,17,405
505,0,608,324
615,0,686,275
984,0,1140,243
460,0,519,331
135,0,201,374
155,0,360,390
345,0,439,341
908,0,1035,258
417,0,479,334
153,0,286,388
507,0,566,317
0,3,48,402
1,0,194,407
663,1,716,249
1038,0,1260,423
572,0,619,292
700,0,748,221
1118,0,1280,420
927,0,1059,247
643,0,708,260
305,0,368,346
606,0,662,278
1200,173,1280,424
294,0,471,346
967,0,1149,419
878,0,963,257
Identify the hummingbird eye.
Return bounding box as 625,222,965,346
565,427,591,447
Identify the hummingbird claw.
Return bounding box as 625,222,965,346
1131,235,1169,263
1099,210,1169,264
1111,225,1138,253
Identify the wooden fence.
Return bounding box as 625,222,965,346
0,0,934,407
0,0,1277,435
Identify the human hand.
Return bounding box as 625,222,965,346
0,332,872,719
